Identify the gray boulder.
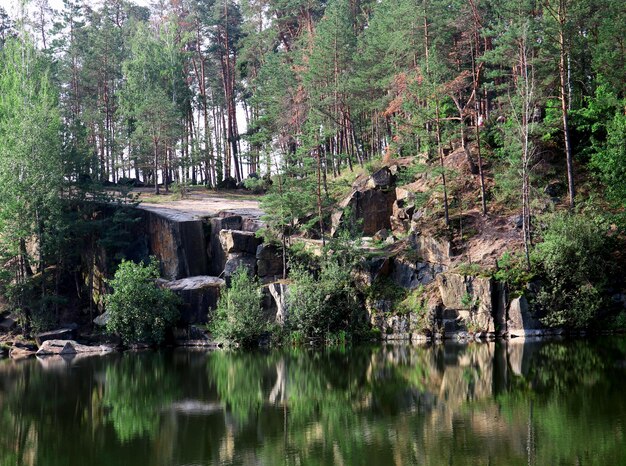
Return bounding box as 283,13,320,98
36,340,115,356
35,326,77,346
219,229,260,254
256,243,284,280
223,253,256,279
366,167,394,189
331,188,396,236
0,313,18,332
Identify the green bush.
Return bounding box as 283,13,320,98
493,252,534,296
105,258,180,345
532,213,614,328
287,258,359,342
210,266,266,346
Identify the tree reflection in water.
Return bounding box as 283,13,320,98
0,338,625,465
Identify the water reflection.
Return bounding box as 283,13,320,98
1,338,625,465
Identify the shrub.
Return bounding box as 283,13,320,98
532,213,614,328
493,252,534,296
210,266,266,346
105,258,180,345
287,258,359,342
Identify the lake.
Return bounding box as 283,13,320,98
1,337,625,465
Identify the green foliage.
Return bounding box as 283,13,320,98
461,292,478,310
493,252,534,296
287,257,360,342
242,175,268,193
210,266,266,347
532,213,614,328
456,262,485,277
364,277,408,307
590,101,626,206
102,353,179,442
396,286,427,317
105,258,180,345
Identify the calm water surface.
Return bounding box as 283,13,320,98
1,338,626,466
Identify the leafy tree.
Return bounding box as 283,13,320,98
0,37,64,330
105,258,180,345
532,213,614,328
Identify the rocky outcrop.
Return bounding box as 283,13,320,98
331,188,396,236
256,244,284,282
391,256,445,289
366,297,434,341
219,229,260,254
142,208,209,280
354,257,391,289
367,167,394,189
389,234,452,290
162,276,224,324
410,234,453,265
35,326,77,346
437,273,495,333
223,253,256,279
390,198,415,234
506,296,543,337
36,340,115,356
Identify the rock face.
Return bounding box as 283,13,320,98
256,244,284,282
390,198,415,234
36,340,114,356
208,216,242,275
162,276,224,324
143,209,209,280
0,313,18,332
367,167,394,189
437,273,495,333
35,327,77,346
331,186,396,236
411,234,453,265
223,253,257,280
391,256,445,289
219,229,260,254
354,257,391,289
366,298,434,341
507,296,543,337
389,234,452,290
